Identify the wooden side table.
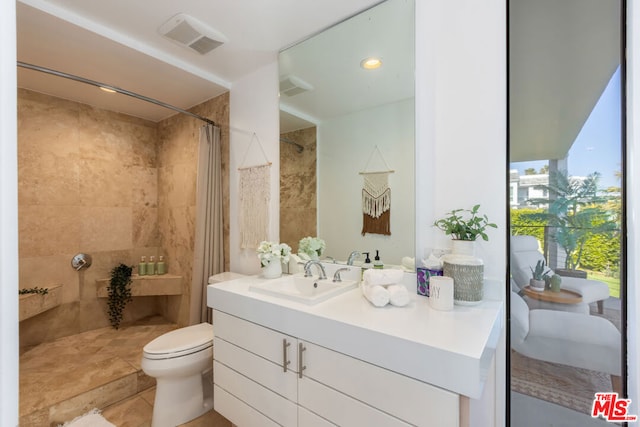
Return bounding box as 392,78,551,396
522,286,583,305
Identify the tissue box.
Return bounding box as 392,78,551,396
417,267,443,297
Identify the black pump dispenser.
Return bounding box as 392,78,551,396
363,252,371,263
375,250,380,261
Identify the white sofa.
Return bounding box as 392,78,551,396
511,291,621,389
510,235,609,314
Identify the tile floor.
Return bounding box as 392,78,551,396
19,316,231,427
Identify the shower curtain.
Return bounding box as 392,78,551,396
191,124,224,324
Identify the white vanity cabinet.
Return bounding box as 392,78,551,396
213,310,460,427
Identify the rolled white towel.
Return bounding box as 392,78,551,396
401,257,415,271
361,283,390,307
387,284,410,307
363,268,405,287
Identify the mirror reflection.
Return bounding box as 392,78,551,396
508,0,624,424
278,0,415,267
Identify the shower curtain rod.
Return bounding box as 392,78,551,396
17,61,217,127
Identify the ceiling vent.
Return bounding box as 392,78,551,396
279,75,314,97
158,13,226,55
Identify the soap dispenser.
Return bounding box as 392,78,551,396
156,255,166,275
373,250,384,269
361,252,373,279
147,256,156,276
138,256,147,276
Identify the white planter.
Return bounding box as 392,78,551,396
529,278,546,292
262,260,283,279
442,240,484,305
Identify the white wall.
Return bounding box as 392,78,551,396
626,0,639,416
317,98,415,265
229,60,281,275
0,0,19,424
415,0,507,425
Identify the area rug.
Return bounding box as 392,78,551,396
58,408,115,427
510,350,613,415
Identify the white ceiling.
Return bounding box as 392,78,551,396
17,0,383,122
278,0,414,131
509,0,621,162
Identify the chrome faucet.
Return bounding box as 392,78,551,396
332,267,351,282
304,260,327,280
346,251,361,265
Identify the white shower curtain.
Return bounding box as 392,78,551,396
191,124,224,324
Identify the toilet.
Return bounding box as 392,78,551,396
141,322,214,427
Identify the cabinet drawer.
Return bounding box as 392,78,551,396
215,336,297,402
214,310,298,371
302,341,459,426
214,384,281,427
215,361,298,427
299,376,411,427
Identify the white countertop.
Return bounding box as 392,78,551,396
207,274,503,399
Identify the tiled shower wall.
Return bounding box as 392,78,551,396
17,89,229,349
280,126,317,252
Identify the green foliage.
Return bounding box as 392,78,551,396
107,263,133,329
579,232,620,271
433,204,497,241
510,208,546,242
527,171,618,269
18,287,49,296
530,260,550,280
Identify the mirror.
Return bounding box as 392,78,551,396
509,0,625,424
278,0,415,267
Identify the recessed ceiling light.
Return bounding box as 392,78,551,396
99,86,116,93
360,57,382,70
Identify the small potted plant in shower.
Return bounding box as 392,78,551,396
107,263,133,329
298,236,326,261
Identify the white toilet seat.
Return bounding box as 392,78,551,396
143,322,213,360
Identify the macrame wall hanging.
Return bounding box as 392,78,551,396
360,146,394,236
238,133,271,249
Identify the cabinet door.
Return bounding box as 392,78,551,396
301,341,460,427
215,361,298,427
213,310,299,426
214,384,281,427
215,336,297,402
214,310,298,371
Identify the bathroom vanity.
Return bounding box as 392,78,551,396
207,275,503,427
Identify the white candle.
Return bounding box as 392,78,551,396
429,276,454,311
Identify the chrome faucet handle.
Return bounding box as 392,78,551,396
333,267,351,282
304,260,327,280
347,251,361,266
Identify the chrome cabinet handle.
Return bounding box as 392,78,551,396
298,343,306,378
282,339,291,372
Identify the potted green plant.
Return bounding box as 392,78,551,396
548,273,562,293
107,263,133,329
529,259,549,292
433,205,497,305
433,204,497,241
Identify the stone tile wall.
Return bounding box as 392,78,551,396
17,89,230,348
280,126,317,252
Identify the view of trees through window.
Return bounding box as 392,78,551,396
510,166,622,297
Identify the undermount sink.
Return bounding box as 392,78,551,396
250,274,358,305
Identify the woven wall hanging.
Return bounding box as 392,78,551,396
360,146,394,236
238,133,271,249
